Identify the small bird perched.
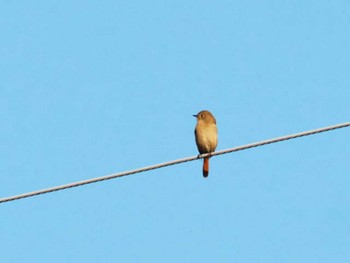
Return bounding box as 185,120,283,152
193,110,218,178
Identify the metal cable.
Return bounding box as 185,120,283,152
1,122,349,204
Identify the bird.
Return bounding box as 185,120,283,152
193,110,218,178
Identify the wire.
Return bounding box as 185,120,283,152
1,122,349,204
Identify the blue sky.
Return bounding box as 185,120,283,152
1,1,349,262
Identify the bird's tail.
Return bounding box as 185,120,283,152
203,157,209,178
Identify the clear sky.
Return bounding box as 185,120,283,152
1,1,349,262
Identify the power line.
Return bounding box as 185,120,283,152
1,122,349,204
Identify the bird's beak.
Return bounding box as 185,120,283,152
193,114,197,118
